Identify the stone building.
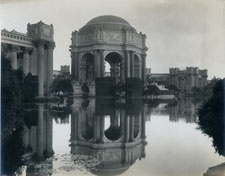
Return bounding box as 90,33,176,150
170,67,208,93
1,21,55,98
147,67,208,93
70,15,148,95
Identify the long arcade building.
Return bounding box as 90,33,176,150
1,21,55,97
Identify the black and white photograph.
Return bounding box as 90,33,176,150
0,0,225,175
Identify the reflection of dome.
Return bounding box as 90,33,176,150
80,15,136,32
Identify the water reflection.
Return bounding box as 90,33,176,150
6,97,223,176
70,98,147,175
144,97,201,123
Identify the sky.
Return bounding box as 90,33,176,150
0,0,224,79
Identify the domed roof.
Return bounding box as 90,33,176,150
86,15,131,26
80,15,136,32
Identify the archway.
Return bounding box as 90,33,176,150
104,113,122,141
80,53,94,83
105,52,122,83
134,55,140,78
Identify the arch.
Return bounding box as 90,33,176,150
134,116,140,138
105,52,123,82
104,114,122,141
80,53,95,83
134,54,140,78
80,112,94,140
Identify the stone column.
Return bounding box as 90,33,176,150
37,40,45,97
37,104,44,156
23,48,30,75
47,42,55,95
121,57,126,83
125,51,130,78
10,46,18,70
141,54,146,83
71,52,76,80
71,52,79,81
100,49,105,77
30,47,38,75
94,50,100,78
130,51,134,77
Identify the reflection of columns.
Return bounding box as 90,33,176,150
130,116,134,142
141,54,146,83
125,115,130,142
37,104,44,156
10,46,18,69
23,48,30,74
47,42,55,94
46,108,53,155
37,40,45,97
141,110,146,138
93,115,97,142
23,126,29,147
96,115,101,143
100,116,104,143
120,109,126,141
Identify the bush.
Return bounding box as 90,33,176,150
198,79,225,156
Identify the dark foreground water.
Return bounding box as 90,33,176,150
4,97,225,176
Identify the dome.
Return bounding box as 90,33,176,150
80,15,136,32
86,15,131,26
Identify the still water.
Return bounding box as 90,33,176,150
9,98,225,176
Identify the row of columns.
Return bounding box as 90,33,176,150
71,50,146,83
23,104,53,157
71,109,146,144
8,41,55,97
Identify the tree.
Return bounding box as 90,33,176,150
51,76,73,95
198,79,225,156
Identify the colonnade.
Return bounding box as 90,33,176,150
71,50,146,83
7,41,55,97
23,104,53,157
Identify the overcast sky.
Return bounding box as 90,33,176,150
0,0,224,79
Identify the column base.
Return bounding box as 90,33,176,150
72,81,83,97
35,95,59,102
88,81,96,97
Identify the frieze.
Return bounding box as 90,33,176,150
76,30,143,48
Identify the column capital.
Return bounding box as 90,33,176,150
46,41,56,49
10,45,20,52
142,53,147,58
22,47,32,54
35,40,46,46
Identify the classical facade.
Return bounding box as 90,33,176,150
1,21,55,97
169,67,208,93
70,15,148,95
147,67,208,93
